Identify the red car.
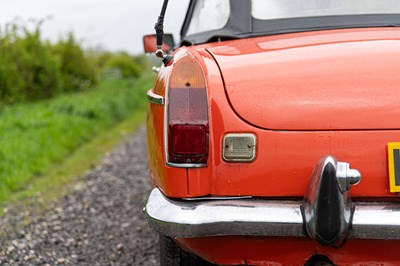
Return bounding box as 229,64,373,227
143,1,400,265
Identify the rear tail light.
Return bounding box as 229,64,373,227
167,55,209,165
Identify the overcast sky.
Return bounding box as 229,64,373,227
0,0,189,55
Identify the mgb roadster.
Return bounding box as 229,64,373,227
144,1,400,265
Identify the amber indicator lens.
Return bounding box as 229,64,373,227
169,56,206,89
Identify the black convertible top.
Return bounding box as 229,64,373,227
180,0,400,46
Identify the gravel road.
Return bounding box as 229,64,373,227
0,126,160,265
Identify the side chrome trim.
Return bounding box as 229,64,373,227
147,89,164,105
152,66,161,73
144,188,400,240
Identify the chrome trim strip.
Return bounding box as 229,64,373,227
144,188,400,240
144,188,305,238
166,162,207,168
182,196,252,201
147,89,164,105
351,203,400,240
163,76,169,164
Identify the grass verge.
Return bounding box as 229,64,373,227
0,73,154,209
1,110,146,215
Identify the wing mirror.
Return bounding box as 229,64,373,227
143,34,175,54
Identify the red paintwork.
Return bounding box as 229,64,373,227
147,28,400,198
207,28,400,131
146,27,400,264
146,64,189,196
177,237,400,265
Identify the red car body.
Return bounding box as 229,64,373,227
144,1,400,265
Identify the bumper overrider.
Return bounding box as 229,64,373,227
144,156,400,246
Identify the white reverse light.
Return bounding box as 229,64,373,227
223,133,256,162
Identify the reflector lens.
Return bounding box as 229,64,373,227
169,87,208,124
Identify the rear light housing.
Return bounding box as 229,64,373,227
166,55,209,166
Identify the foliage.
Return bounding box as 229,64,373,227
0,74,152,200
0,19,153,203
0,21,61,103
52,33,97,92
105,52,143,79
133,54,151,70
89,51,144,80
0,20,147,105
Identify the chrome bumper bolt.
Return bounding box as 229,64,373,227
336,161,362,193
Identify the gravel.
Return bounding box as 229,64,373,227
0,126,160,265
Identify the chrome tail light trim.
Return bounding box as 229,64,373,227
166,162,207,168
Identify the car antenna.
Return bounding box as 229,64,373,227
154,0,173,66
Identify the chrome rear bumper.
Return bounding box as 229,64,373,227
144,188,400,240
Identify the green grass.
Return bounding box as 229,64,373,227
0,73,153,203
1,110,146,215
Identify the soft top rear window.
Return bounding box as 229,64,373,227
186,0,230,36
252,0,400,20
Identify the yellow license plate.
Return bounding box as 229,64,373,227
388,142,400,192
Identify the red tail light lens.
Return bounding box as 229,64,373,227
167,55,209,165
170,125,207,155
